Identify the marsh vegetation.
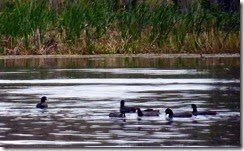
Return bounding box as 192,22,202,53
0,0,240,55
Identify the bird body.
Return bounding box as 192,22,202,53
137,108,159,117
191,104,217,116
109,111,126,118
143,108,160,113
36,96,48,109
36,102,48,109
165,108,192,119
120,100,136,113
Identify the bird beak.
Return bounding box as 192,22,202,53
165,114,170,118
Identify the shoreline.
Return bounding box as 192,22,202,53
0,53,240,60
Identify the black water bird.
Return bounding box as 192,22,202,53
143,108,160,114
191,104,217,116
120,100,136,113
165,108,192,119
109,111,126,118
137,108,159,117
36,96,48,109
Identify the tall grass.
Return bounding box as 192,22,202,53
0,0,240,55
0,0,56,54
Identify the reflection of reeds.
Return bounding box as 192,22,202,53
0,0,240,55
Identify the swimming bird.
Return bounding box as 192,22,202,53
120,100,136,113
191,104,217,116
143,108,160,113
36,96,48,109
137,108,159,117
165,108,192,119
109,111,126,118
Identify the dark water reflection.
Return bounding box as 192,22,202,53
0,55,240,148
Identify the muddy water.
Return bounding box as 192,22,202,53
0,56,240,148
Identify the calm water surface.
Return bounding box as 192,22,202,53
0,55,240,148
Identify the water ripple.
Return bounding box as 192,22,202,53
0,57,240,147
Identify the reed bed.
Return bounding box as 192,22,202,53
0,0,240,55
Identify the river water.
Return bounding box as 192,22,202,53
0,55,240,148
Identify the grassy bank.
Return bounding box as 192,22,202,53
0,0,240,55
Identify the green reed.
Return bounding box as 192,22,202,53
59,0,115,53
0,0,240,55
0,0,55,53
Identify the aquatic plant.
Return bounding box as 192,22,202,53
0,0,240,55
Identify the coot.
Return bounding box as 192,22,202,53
137,108,159,117
165,108,192,119
109,111,126,118
120,100,136,113
191,104,217,116
36,96,48,109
